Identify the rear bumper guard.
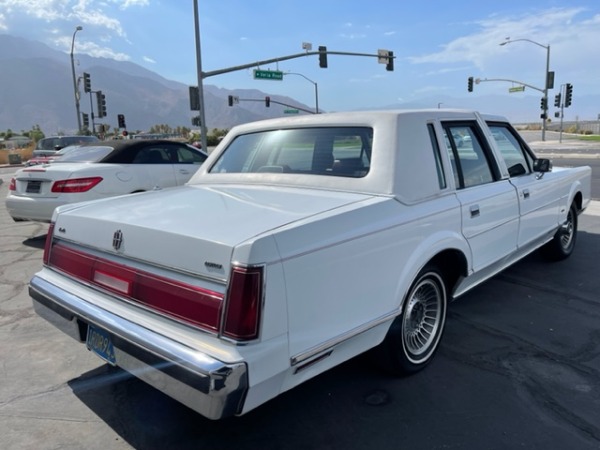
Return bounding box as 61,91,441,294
29,275,248,420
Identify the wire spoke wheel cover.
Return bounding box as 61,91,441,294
401,269,446,366
559,207,575,251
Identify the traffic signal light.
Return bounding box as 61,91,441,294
265,96,270,107
565,83,573,107
386,50,394,71
117,114,126,128
467,77,473,92
82,112,89,128
318,46,327,68
554,93,561,108
228,95,234,107
83,72,91,93
189,86,200,111
96,91,106,118
540,97,548,110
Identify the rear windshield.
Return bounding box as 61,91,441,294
209,127,373,178
53,145,114,163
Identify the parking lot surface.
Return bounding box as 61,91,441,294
1,169,600,449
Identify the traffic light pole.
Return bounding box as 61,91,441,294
193,0,208,152
193,1,394,146
88,91,96,135
232,97,316,114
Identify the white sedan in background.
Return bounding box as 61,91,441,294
6,139,207,222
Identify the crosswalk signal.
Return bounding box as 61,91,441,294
83,72,91,93
318,46,328,68
82,112,89,128
564,83,573,107
467,76,473,92
554,93,561,108
265,96,270,107
228,95,234,107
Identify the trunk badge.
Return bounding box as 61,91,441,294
112,230,123,251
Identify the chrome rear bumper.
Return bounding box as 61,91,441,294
29,275,248,420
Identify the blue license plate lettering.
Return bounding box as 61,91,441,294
86,325,116,365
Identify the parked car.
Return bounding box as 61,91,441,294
6,139,207,222
28,110,591,420
30,135,99,159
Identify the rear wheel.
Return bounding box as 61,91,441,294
543,202,578,261
378,264,448,375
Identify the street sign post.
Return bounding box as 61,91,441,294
254,69,284,80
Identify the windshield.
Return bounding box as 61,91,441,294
209,127,373,178
53,145,114,163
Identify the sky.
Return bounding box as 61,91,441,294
1,0,599,119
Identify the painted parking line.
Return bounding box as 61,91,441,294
583,200,600,217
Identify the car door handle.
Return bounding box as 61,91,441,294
179,169,190,174
523,189,530,199
470,205,480,218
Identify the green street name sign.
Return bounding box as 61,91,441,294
284,109,299,114
254,69,283,80
509,86,525,93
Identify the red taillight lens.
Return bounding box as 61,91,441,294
47,241,223,331
43,223,55,265
8,178,16,191
223,266,263,341
51,177,103,193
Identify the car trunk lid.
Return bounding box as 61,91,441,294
51,184,373,277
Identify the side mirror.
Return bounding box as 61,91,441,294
533,158,552,173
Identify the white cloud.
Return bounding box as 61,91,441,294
143,55,155,64
407,7,589,70
340,33,367,40
52,34,131,61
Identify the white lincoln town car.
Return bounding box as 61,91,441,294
28,110,591,419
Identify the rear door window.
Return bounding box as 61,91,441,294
442,122,500,189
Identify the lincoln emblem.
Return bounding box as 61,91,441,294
112,230,123,251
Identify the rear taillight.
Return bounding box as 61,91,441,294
51,177,102,193
47,241,223,332
8,178,16,191
223,266,263,341
46,240,264,341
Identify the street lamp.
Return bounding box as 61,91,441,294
284,72,319,114
500,37,550,141
70,26,83,134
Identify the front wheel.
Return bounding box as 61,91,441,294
378,264,448,375
542,202,578,261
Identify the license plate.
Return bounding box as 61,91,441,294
26,181,42,193
86,325,116,365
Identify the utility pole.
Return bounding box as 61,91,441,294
193,0,208,152
70,26,83,134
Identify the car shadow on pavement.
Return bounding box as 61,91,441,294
22,233,47,249
67,353,396,450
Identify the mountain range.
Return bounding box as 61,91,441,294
0,34,310,135
1,34,598,136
